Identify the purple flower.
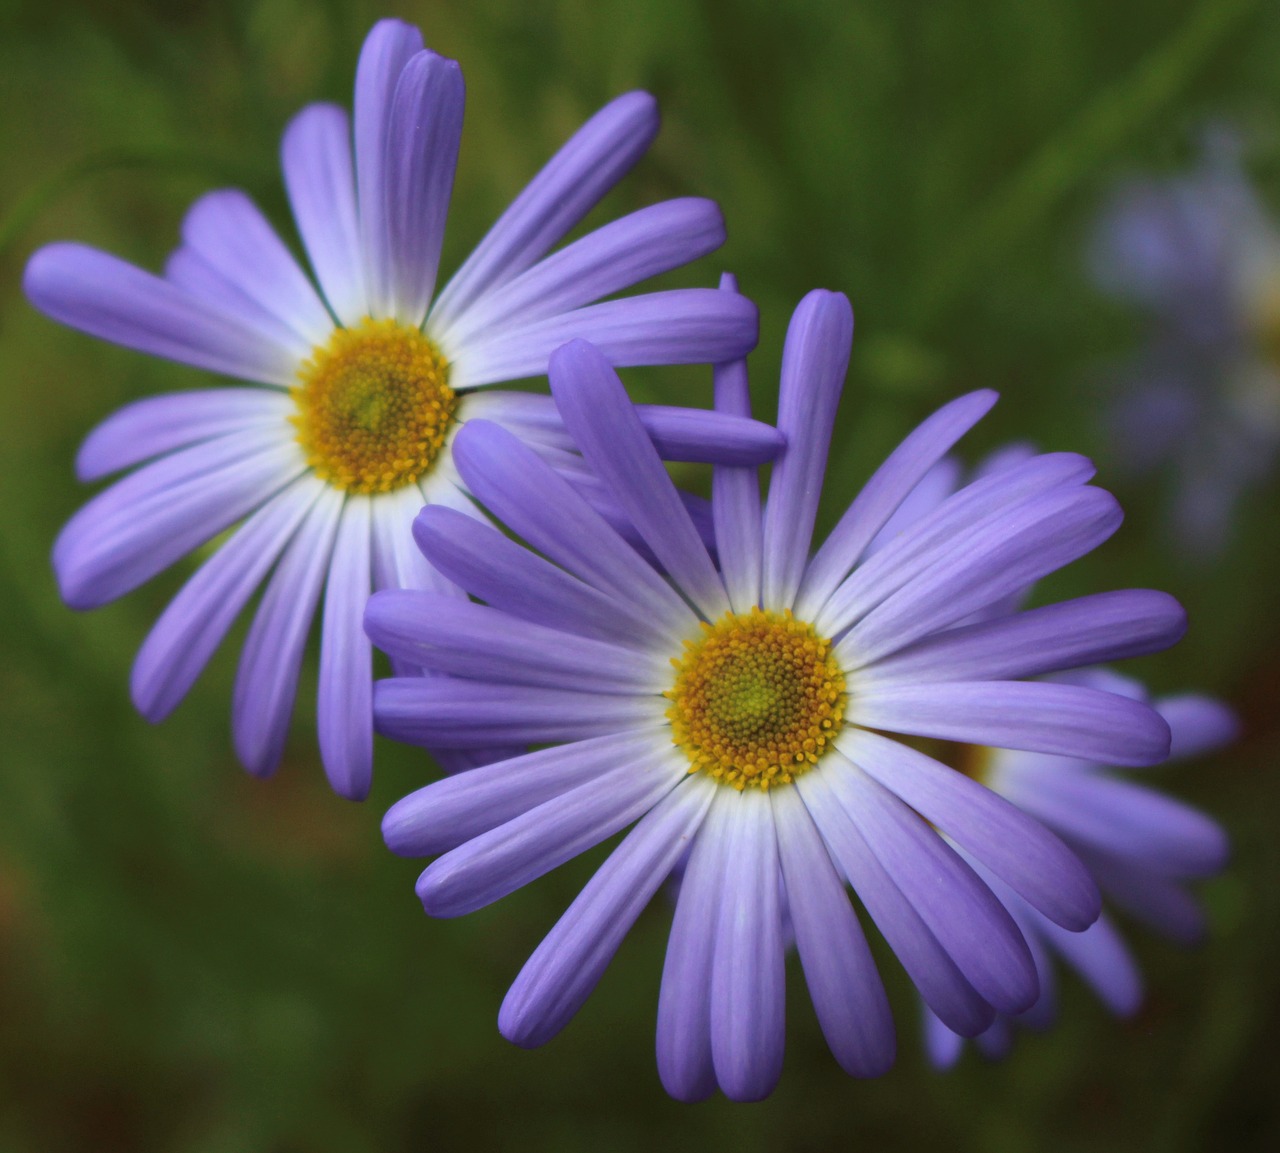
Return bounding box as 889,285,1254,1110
1090,129,1280,555
24,18,767,799
368,281,1185,1101
922,671,1234,1066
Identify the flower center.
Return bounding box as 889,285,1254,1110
665,607,846,791
291,318,456,494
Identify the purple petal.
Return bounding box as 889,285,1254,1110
1002,769,1228,876
282,102,366,324
446,289,759,390
838,729,1100,931
382,727,667,856
232,487,343,776
416,745,684,916
429,91,659,332
832,486,1124,664
76,388,291,481
354,18,424,318
761,290,853,610
374,677,660,749
796,768,995,1036
131,477,322,721
446,198,726,344
772,785,895,1077
176,189,332,348
317,496,374,799
657,797,728,1102
385,50,464,326
827,759,1038,1015
365,589,662,692
1040,913,1142,1016
54,430,304,609
709,789,786,1101
711,273,764,614
849,680,1172,767
1158,694,1240,761
413,505,671,648
24,243,298,385
922,1005,965,1070
449,420,697,639
864,590,1187,685
499,776,716,1048
369,484,435,595
797,392,997,619
549,340,728,619
861,458,963,559
816,451,1095,639
1083,851,1208,945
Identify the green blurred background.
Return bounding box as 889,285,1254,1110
2,0,1279,1149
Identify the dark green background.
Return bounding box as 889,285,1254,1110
2,0,1277,1149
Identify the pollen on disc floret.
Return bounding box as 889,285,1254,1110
665,606,847,791
291,317,456,494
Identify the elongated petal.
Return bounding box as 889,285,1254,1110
549,340,727,619
1040,913,1142,1016
178,190,333,348
382,727,667,855
282,102,366,324
817,452,1094,639
446,198,726,344
1158,694,1240,761
1003,769,1228,876
413,505,668,648
709,789,786,1101
657,797,729,1102
446,289,758,390
25,243,298,385
76,389,291,481
317,495,373,799
450,421,696,639
365,589,664,692
417,747,684,916
54,430,304,608
711,274,764,614
374,678,660,748
385,50,464,326
1082,849,1208,945
837,729,1100,930
797,768,995,1036
761,290,853,610
131,477,322,721
848,680,1171,767
771,785,894,1077
233,487,343,775
499,776,716,1048
828,759,1038,1015
832,486,1123,664
354,19,424,317
429,91,659,332
796,391,997,619
864,591,1187,685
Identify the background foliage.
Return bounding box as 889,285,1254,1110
2,0,1278,1149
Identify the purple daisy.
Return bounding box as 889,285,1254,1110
24,18,767,798
367,282,1185,1101
923,672,1234,1066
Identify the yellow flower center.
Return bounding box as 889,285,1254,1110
665,607,846,791
291,318,456,493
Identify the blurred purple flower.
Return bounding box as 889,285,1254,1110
1091,130,1280,555
24,18,766,799
367,280,1186,1101
922,670,1235,1066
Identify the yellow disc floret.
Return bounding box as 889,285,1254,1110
291,317,456,493
666,607,846,791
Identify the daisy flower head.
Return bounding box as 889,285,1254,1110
24,18,765,799
1090,128,1280,556
369,280,1186,1101
922,674,1235,1067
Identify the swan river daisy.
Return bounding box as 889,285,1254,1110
367,280,1188,1100
23,18,769,799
